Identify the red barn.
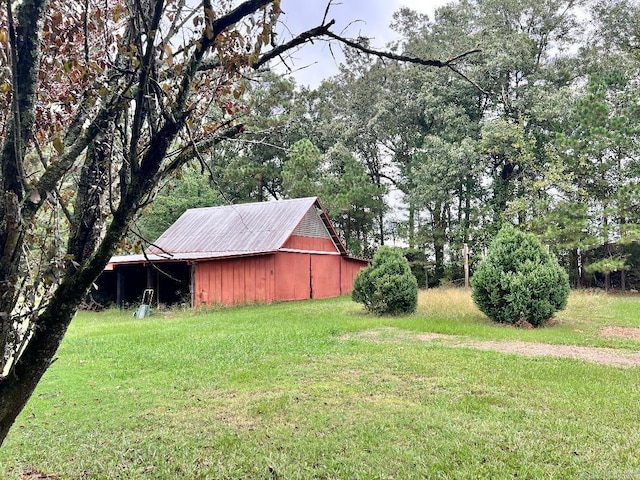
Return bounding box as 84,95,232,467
102,197,368,308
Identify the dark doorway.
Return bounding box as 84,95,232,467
93,262,192,309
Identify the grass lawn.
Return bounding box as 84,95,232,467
1,289,639,479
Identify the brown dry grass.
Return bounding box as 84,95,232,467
416,287,482,319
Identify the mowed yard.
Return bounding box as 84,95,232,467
1,289,639,479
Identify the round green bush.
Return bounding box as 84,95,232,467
352,246,418,315
470,224,570,327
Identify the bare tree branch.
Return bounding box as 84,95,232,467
323,30,481,68
159,123,245,178
253,19,482,93
447,64,492,96
254,21,336,69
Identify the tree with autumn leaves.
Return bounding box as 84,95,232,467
0,0,472,446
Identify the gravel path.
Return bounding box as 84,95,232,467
346,328,640,367
455,339,640,367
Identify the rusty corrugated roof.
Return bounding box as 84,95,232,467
109,197,348,266
149,196,319,254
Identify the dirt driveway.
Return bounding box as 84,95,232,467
343,327,640,367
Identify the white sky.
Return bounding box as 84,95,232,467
276,0,450,86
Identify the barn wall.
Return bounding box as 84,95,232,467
340,257,368,294
195,255,275,307
311,255,341,298
281,235,337,252
194,253,368,307
274,252,311,301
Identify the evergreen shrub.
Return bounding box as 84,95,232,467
471,224,570,327
352,246,418,315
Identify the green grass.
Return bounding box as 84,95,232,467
1,289,639,479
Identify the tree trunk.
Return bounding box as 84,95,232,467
378,208,385,246
463,175,472,245
492,162,515,231
0,199,132,445
432,204,446,285
0,0,51,381
0,289,78,443
571,248,580,289
408,201,415,249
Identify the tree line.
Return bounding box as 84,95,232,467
139,0,640,290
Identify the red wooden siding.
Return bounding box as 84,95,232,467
274,252,311,301
195,255,275,307
311,255,341,298
282,235,337,252
194,252,367,307
340,257,367,294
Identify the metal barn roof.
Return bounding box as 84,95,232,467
108,197,347,266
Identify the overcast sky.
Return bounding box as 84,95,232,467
275,0,450,86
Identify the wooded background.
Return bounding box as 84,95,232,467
135,0,640,291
